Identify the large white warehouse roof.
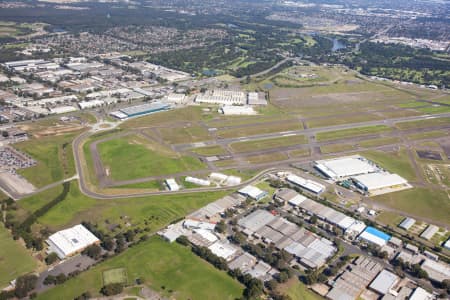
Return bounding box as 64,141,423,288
315,155,377,180
352,172,408,191
46,224,100,259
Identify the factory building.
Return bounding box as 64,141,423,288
420,259,450,282
208,241,238,261
368,270,399,296
286,174,325,194
352,173,409,194
358,226,391,247
46,224,100,259
315,155,377,180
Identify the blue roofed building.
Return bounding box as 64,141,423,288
358,226,391,247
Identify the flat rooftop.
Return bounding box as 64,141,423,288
315,155,377,179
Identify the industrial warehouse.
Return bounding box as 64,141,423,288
314,155,411,195
110,102,171,120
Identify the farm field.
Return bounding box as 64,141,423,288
372,188,450,226
316,125,391,142
36,237,243,300
14,133,79,187
230,135,307,153
97,134,206,181
0,225,37,288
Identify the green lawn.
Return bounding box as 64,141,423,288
316,125,391,142
362,149,417,181
114,180,162,190
373,188,450,226
358,137,401,148
36,237,243,300
320,143,356,154
14,133,78,187
157,126,211,144
103,268,128,285
282,279,322,300
230,135,307,153
97,135,206,181
406,130,448,140
0,225,37,288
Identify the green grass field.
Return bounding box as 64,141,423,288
406,130,449,140
361,148,417,181
217,121,302,139
14,133,78,187
0,225,37,288
396,117,450,130
21,181,229,232
320,143,356,154
97,135,206,181
230,135,307,153
358,137,401,148
373,188,450,226
36,237,243,300
103,268,128,285
190,145,228,156
157,126,211,144
280,279,322,300
316,125,391,142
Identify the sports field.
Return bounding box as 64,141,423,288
0,224,37,288
36,237,243,300
97,134,206,181
316,125,391,142
103,268,128,285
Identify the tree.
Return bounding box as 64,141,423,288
309,215,318,224
83,244,102,259
176,235,190,246
277,271,289,283
102,238,115,251
14,274,38,298
265,279,278,291
215,221,226,233
100,283,123,296
45,252,59,265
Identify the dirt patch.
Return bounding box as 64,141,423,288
416,150,442,161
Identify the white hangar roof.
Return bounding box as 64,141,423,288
46,224,99,259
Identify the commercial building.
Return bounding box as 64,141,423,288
165,178,180,191
188,194,245,221
369,270,399,295
118,102,170,118
358,227,391,247
78,100,104,109
286,174,325,194
209,172,241,186
247,92,267,105
238,185,268,201
398,217,416,231
183,219,216,231
208,241,238,261
165,93,187,104
219,105,256,115
238,210,277,234
46,224,100,259
228,252,257,273
274,188,307,206
326,256,383,300
352,172,409,194
408,287,433,300
195,90,246,105
315,155,377,180
420,225,439,240
420,259,450,282
185,176,210,186
443,238,450,251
